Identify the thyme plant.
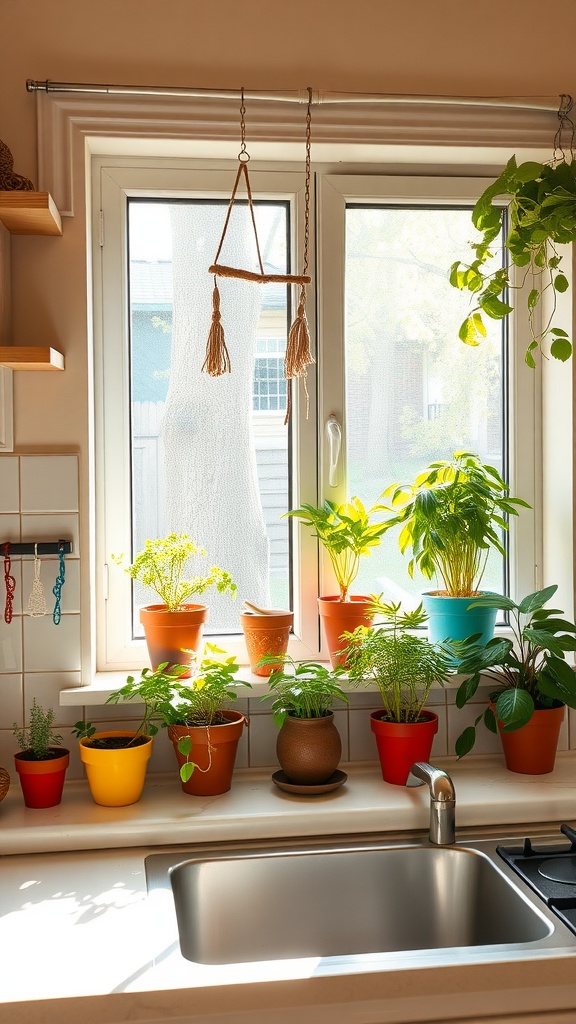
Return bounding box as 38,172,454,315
14,699,63,760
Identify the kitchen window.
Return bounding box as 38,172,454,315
94,162,538,671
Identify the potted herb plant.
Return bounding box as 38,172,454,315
259,656,348,786
343,600,453,785
285,498,388,665
450,155,576,366
74,662,189,806
379,451,530,646
114,533,236,673
13,700,70,808
454,585,576,774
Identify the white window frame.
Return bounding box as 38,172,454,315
94,160,318,670
93,158,546,673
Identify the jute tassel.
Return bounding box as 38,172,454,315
202,280,231,376
284,284,315,424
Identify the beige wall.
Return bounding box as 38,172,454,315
0,0,575,740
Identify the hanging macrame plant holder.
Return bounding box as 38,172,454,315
204,87,315,422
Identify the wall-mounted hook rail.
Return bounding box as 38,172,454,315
0,540,72,556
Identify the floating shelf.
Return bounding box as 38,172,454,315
0,347,64,370
0,191,62,236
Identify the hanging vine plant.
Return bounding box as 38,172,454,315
450,96,576,367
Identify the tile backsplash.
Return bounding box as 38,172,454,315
1,451,576,784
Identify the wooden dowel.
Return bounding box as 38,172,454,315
209,264,311,285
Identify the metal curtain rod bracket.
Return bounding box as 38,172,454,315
1,540,72,556
25,79,562,112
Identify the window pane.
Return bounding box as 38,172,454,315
128,200,290,634
344,205,505,601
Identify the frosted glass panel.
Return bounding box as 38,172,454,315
345,205,504,603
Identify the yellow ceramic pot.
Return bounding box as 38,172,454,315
79,730,153,806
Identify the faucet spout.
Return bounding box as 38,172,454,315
406,762,456,845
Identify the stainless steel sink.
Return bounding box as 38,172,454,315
145,833,574,966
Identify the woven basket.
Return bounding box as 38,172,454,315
0,767,10,802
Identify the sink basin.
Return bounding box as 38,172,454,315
146,836,555,965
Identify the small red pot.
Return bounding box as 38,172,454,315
370,711,438,786
14,748,70,808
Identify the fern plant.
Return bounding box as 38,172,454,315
343,600,454,723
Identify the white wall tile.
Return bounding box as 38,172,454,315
0,729,20,774
20,455,79,513
0,457,19,513
0,673,23,726
0,513,20,544
21,513,79,556
23,613,81,672
22,556,80,615
349,706,381,762
24,672,83,727
0,616,22,672
247,711,281,768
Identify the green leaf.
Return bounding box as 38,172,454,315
518,585,558,614
554,274,569,293
180,762,196,782
550,336,572,362
455,726,477,758
495,688,534,730
484,705,497,734
458,316,481,346
550,327,569,337
527,288,540,309
455,674,479,708
479,294,514,319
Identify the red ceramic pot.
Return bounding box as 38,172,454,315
14,748,70,808
370,711,438,786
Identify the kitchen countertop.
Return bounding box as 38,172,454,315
2,757,576,1024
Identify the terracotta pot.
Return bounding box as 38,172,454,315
169,710,246,796
139,603,208,675
79,731,153,806
496,704,565,775
276,712,342,785
14,748,70,808
370,711,438,786
318,595,373,668
240,611,293,676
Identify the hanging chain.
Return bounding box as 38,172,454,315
553,93,575,164
238,86,249,162
3,543,15,624
302,87,313,277
52,547,66,625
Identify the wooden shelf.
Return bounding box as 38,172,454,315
0,347,64,370
0,192,62,236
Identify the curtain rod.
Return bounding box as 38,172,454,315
26,79,562,111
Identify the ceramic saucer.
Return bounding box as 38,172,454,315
271,768,347,795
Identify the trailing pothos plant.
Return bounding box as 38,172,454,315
285,498,387,601
450,156,576,366
454,585,576,757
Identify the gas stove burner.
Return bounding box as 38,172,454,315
538,858,576,885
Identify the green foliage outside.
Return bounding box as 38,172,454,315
454,586,576,756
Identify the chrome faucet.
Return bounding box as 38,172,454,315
406,762,456,845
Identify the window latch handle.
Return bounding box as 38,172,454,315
326,415,342,488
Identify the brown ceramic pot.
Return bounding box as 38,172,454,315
496,704,565,775
240,611,293,676
276,712,342,785
318,596,373,668
139,603,207,675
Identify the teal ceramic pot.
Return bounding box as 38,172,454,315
422,592,498,646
